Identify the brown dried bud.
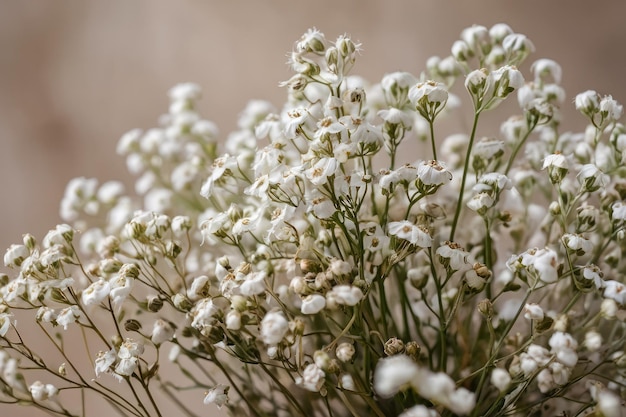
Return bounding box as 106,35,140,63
384,337,405,356
478,299,494,318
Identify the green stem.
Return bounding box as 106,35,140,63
450,111,481,241
429,119,437,161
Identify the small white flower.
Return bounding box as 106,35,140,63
260,310,289,345
603,280,626,305
29,381,58,402
56,306,82,330
0,313,12,337
239,271,266,296
611,201,626,222
577,164,609,192
490,368,511,393
327,285,363,307
523,303,544,320
81,279,111,307
399,405,440,417
306,157,340,186
575,90,600,115
151,319,175,345
416,160,452,187
584,330,602,352
94,349,116,377
301,294,326,315
374,355,420,398
467,192,495,214
388,221,433,248
225,310,241,330
4,244,29,268
296,363,325,392
115,357,137,377
549,332,578,368
336,342,356,363
562,233,593,255
203,384,229,408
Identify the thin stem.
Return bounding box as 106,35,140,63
450,111,481,241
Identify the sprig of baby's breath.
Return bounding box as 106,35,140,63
2,23,626,417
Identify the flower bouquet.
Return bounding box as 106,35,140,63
2,24,626,417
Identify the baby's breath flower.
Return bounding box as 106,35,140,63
301,294,326,315
260,310,289,346
203,384,229,408
388,221,433,248
29,381,58,402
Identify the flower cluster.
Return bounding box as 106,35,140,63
2,24,626,417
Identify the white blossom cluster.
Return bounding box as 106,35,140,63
2,24,626,417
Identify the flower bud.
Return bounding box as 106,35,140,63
147,295,164,313
405,341,421,361
124,319,142,332
384,338,405,356
478,299,494,318
336,342,355,363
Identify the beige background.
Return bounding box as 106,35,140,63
1,1,625,415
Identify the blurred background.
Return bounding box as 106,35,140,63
1,1,625,415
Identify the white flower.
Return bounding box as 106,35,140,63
490,368,511,393
29,381,58,402
109,275,134,311
4,244,29,268
56,306,82,330
577,164,609,192
0,313,12,337
466,192,495,214
575,90,600,114
562,233,593,255
203,384,229,408
416,160,452,186
531,59,562,84
260,310,289,345
388,221,433,248
549,332,578,368
523,303,544,320
599,95,623,122
239,271,267,296
409,81,448,121
115,357,138,377
603,280,626,305
327,285,363,307
336,343,355,363
542,152,569,183
584,330,603,352
151,319,175,345
306,157,340,186
225,310,241,330
374,355,420,398
81,279,111,307
301,294,326,315
94,349,116,377
611,201,626,222
118,339,144,359
296,363,325,392
399,405,440,417
436,242,470,271
190,298,219,330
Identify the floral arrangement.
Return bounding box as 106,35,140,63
2,23,626,417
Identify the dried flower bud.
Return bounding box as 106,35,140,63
405,341,421,361
22,233,37,251
384,338,405,356
478,299,494,318
124,319,142,332
147,296,164,313
172,293,193,312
